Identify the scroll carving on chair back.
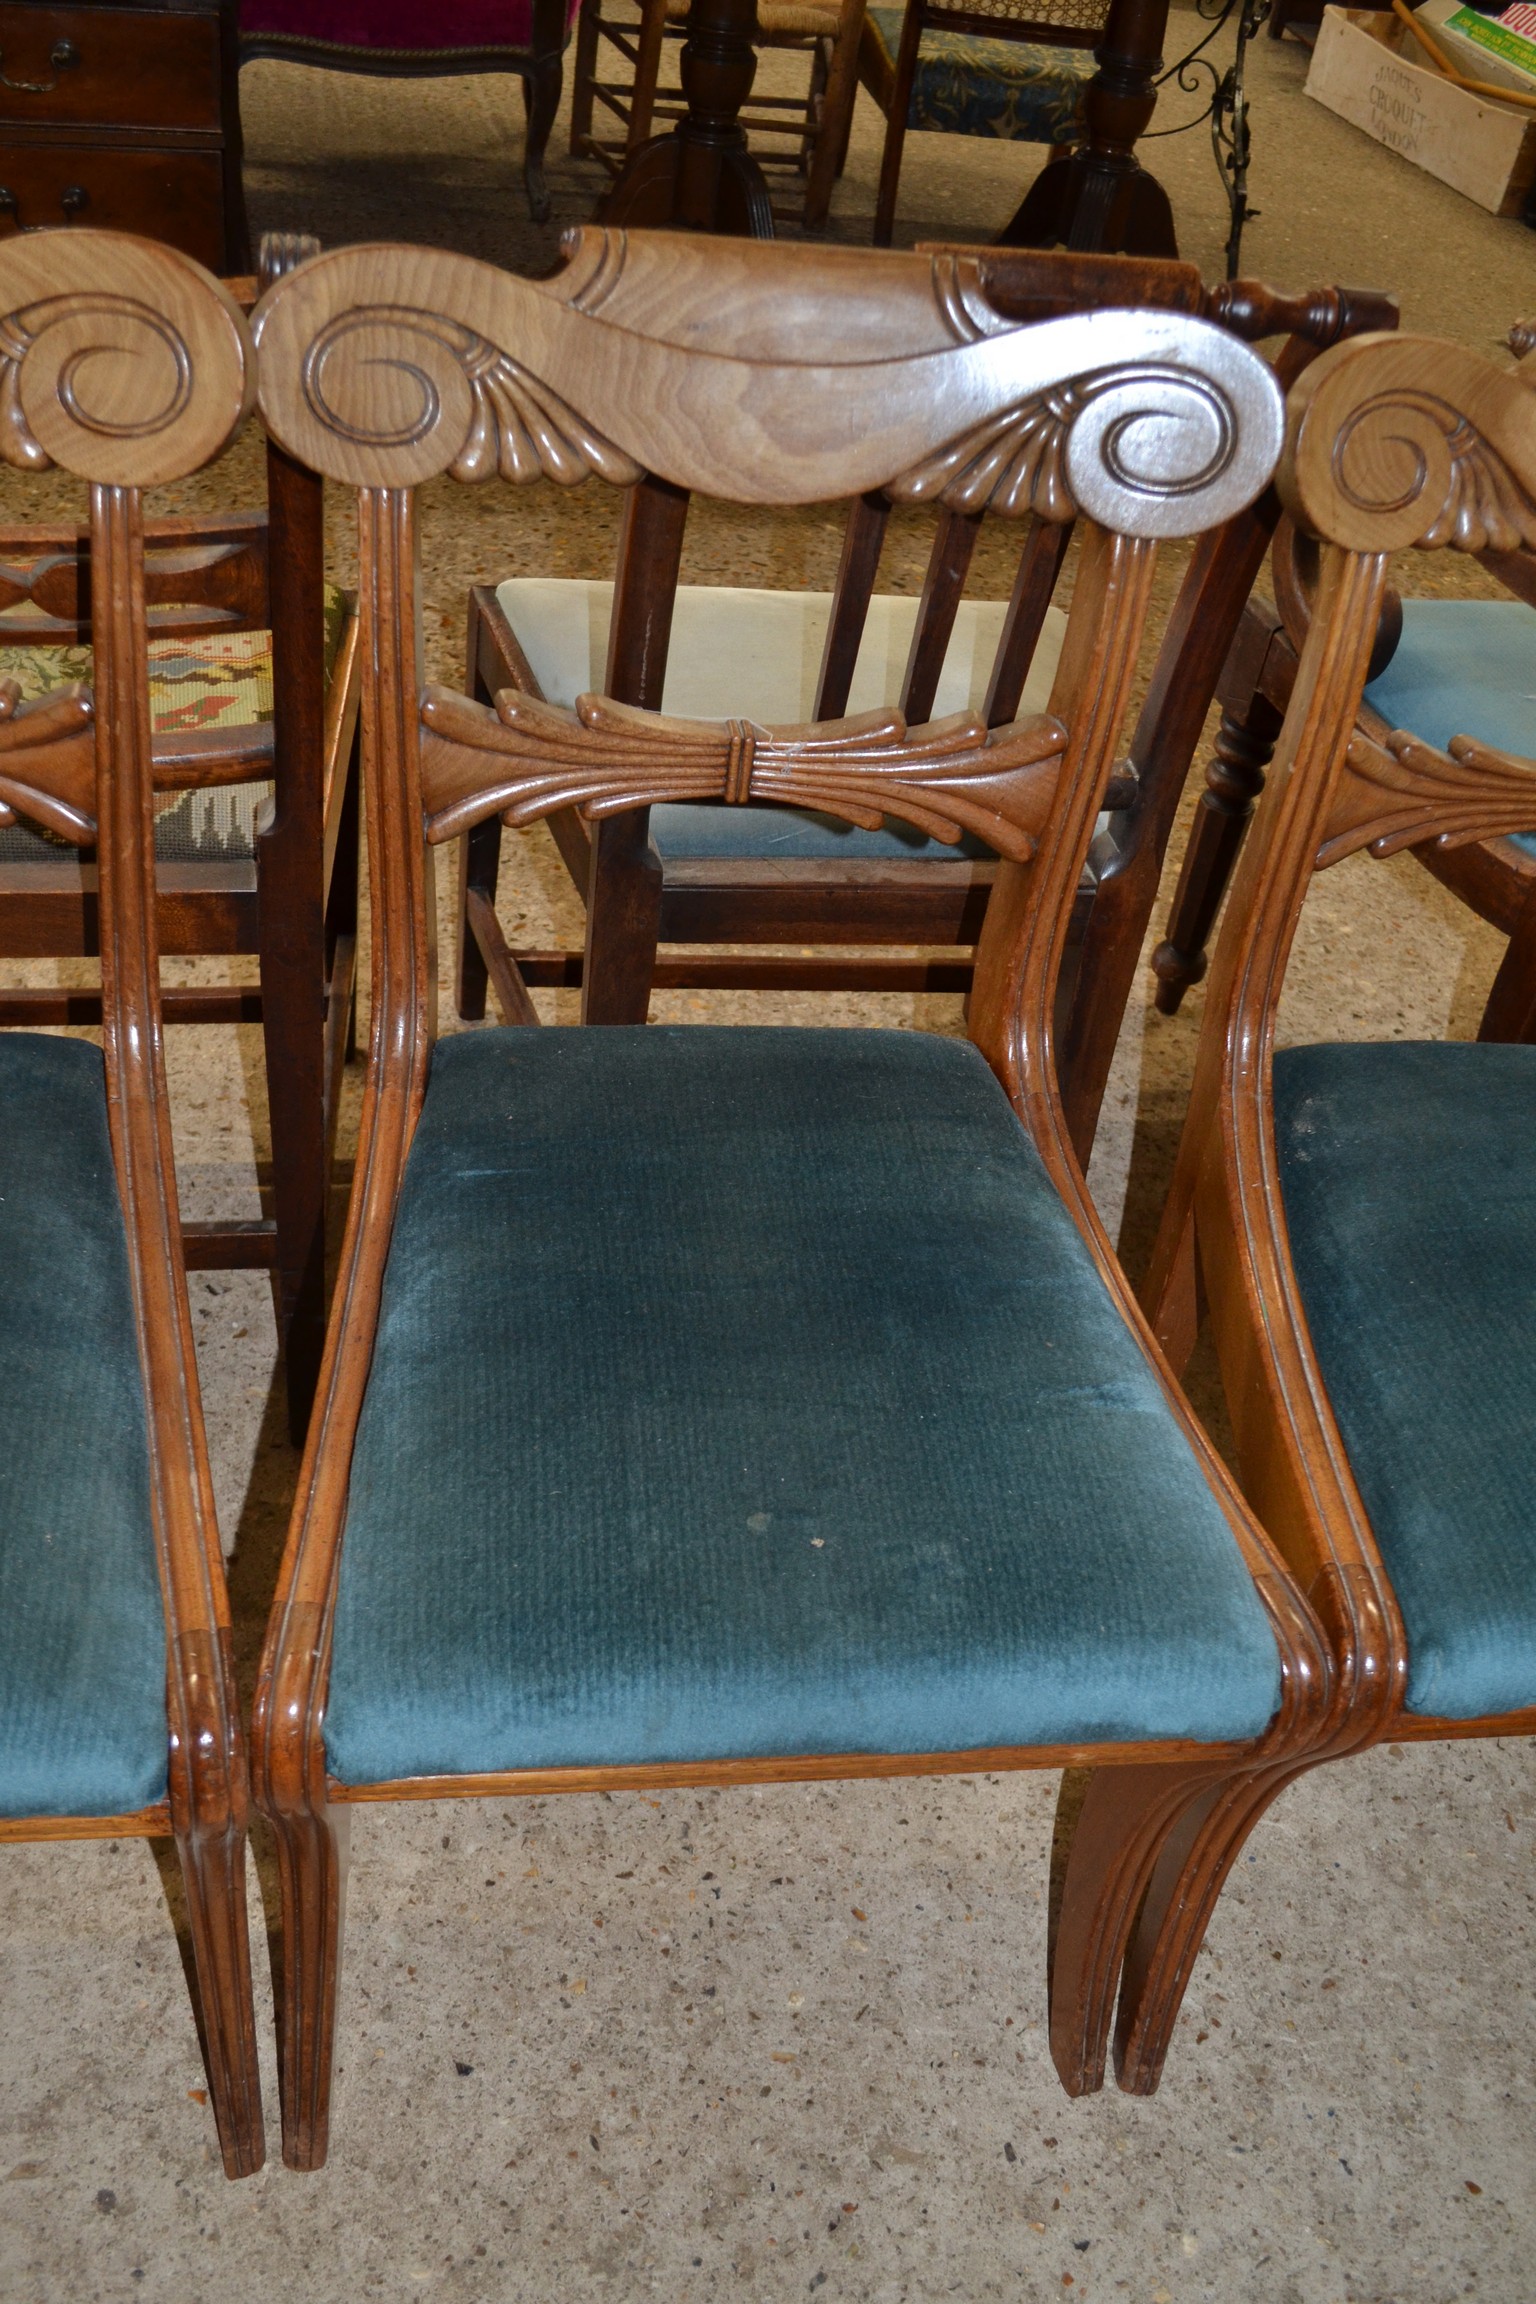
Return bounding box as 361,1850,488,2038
252,232,1285,530
1280,334,1536,866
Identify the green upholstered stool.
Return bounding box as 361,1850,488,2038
1275,1038,1536,1722
864,4,1090,143
1363,598,1536,860
0,1034,167,1820
0,585,349,863
324,1026,1282,1786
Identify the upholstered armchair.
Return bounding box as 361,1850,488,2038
240,0,580,220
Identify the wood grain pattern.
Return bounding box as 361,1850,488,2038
1318,730,1536,868
253,232,1284,534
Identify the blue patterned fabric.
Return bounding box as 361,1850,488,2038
1363,598,1536,859
0,1036,167,1819
325,1027,1281,1786
867,5,1091,141
1275,1039,1536,1722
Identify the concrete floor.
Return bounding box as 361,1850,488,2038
3,15,1536,2300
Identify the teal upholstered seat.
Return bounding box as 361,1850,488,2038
0,1035,167,1819
325,1027,1281,1785
1275,1039,1536,1721
1363,599,1536,859
864,5,1091,142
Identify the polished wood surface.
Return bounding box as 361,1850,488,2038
250,231,1331,2166
0,0,247,268
0,225,263,2179
1134,328,1536,2080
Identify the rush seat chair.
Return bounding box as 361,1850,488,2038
0,228,266,2179
249,229,1333,2167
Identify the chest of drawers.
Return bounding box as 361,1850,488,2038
0,0,247,271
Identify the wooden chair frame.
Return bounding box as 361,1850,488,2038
0,242,362,1439
1135,332,1536,2065
0,227,266,2180
1153,489,1536,1044
239,0,573,225
570,0,866,230
456,244,1396,1168
249,229,1336,2169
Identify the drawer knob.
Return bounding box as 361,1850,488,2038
0,183,91,229
0,38,80,93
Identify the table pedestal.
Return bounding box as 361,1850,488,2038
997,0,1177,255
600,0,774,235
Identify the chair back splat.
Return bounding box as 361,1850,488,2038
0,229,264,2177
1136,333,1536,2084
250,229,1332,2169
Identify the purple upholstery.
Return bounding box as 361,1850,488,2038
240,0,572,49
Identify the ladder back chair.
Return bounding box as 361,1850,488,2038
251,230,1333,2168
1153,351,1536,1045
0,236,362,1441
0,228,264,2179
1134,331,1536,2072
570,0,867,230
458,236,1395,1166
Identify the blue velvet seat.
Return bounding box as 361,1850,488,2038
0,1036,167,1819
1275,1038,1536,1721
324,1027,1282,1786
1363,598,1536,859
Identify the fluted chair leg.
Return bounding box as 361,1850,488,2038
271,1802,349,2171
176,1818,266,2179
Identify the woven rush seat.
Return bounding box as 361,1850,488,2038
1362,598,1536,860
1276,1039,1536,1722
863,3,1091,140
324,1026,1282,1786
0,585,348,865
494,575,1067,863
0,1035,166,1820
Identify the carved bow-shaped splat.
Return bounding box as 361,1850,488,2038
1318,729,1536,869
418,686,1069,857
0,678,96,843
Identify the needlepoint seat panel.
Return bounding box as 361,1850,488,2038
863,5,1091,142
1362,598,1536,859
495,576,1067,864
0,1035,167,1819
324,1027,1282,1787
1275,1039,1536,1723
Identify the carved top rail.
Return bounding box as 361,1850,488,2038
0,230,253,487
418,686,1068,857
1281,332,1536,558
252,230,1285,533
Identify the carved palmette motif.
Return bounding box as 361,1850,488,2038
300,308,641,487
1317,729,1536,869
1333,395,1536,556
0,680,97,843
417,686,1068,857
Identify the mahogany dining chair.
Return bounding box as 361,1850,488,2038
1120,328,1536,2083
248,229,1334,2167
0,229,265,2178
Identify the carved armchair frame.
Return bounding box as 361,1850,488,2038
0,229,266,2179
457,237,1394,1170
1140,333,1536,2029
248,230,1335,2170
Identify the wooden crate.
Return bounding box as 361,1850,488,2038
1305,4,1536,216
